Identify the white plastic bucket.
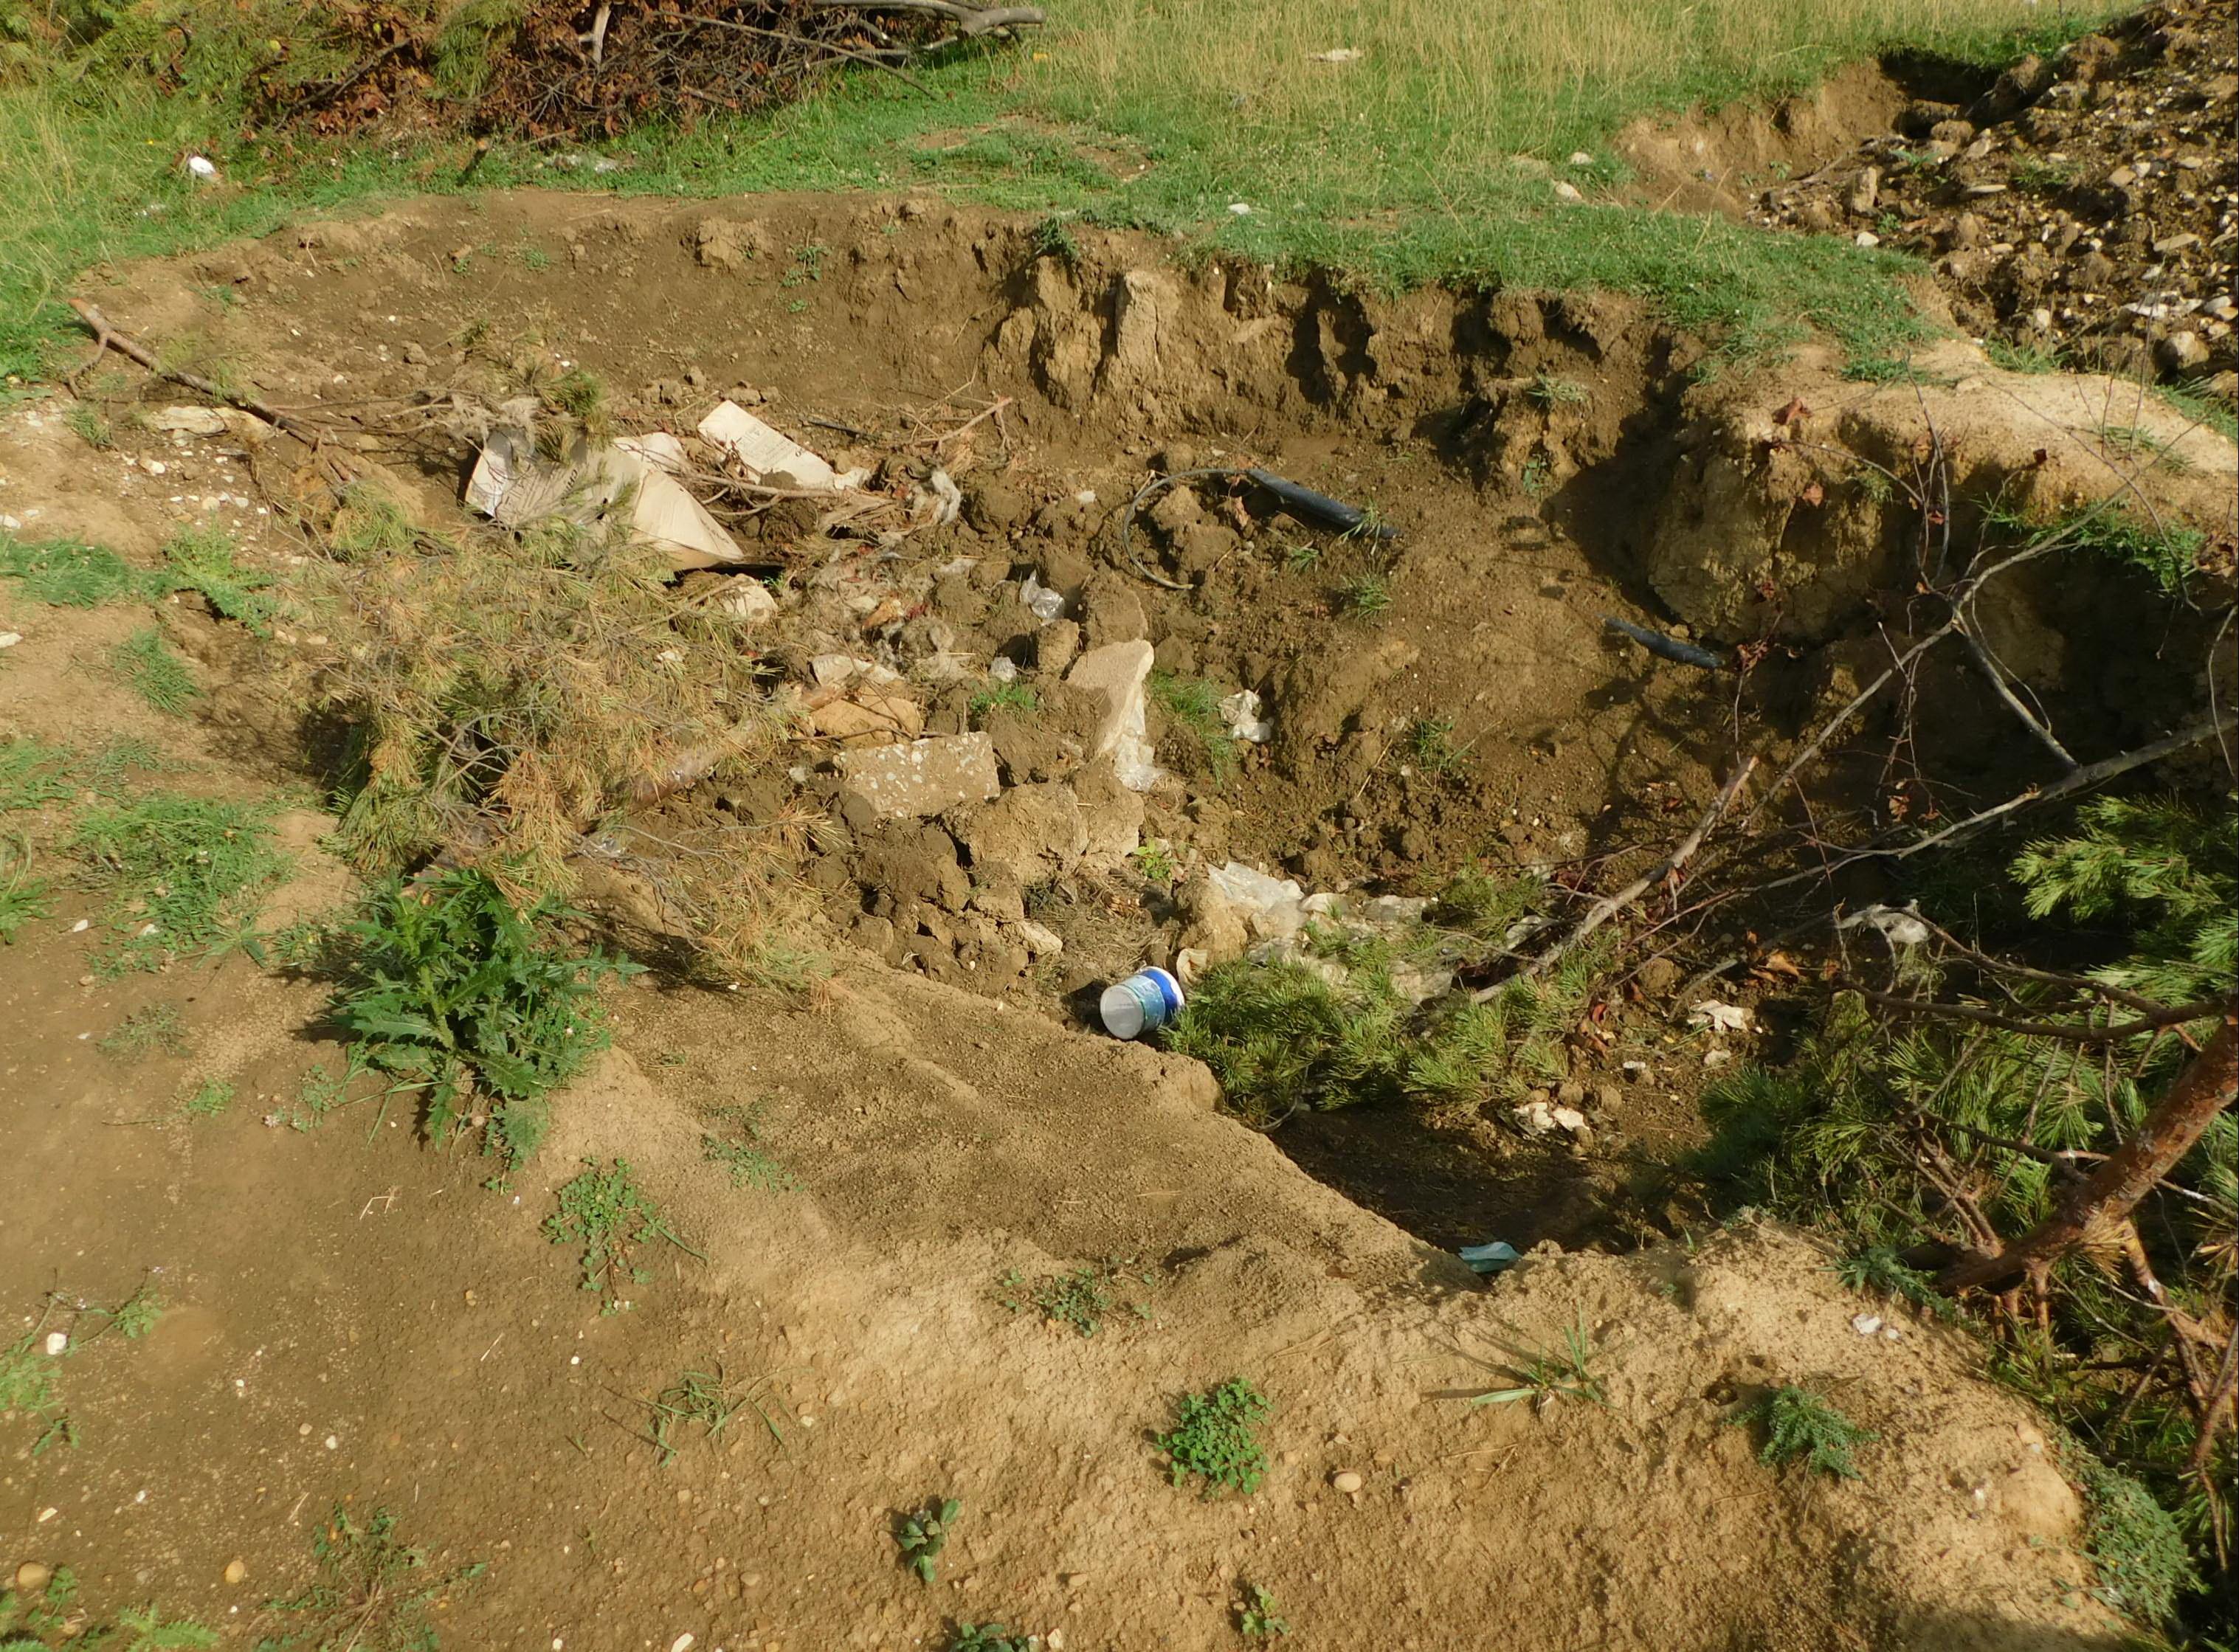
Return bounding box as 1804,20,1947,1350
1099,966,1184,1040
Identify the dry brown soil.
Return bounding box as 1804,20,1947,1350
0,184,2193,1652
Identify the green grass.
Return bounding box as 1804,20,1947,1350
1404,713,1468,778
1237,1583,1291,1638
163,524,277,635
700,1103,797,1192
106,626,199,713
179,1076,234,1120
330,868,633,1164
0,530,165,606
627,1361,785,1468
1729,1385,1877,1480
967,680,1039,725
1148,669,1237,782
71,791,286,972
259,1505,485,1652
0,1566,215,1649
0,863,49,942
97,1001,190,1061
2070,1445,2199,1626
0,734,77,812
542,1158,702,1311
0,0,2122,390
1156,1376,1272,1497
1465,1313,1608,1409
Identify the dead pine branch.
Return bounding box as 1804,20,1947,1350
66,300,324,441
1941,1007,2238,1293
1480,756,1757,995
805,0,1047,35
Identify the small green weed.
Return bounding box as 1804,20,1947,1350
517,243,551,271
1519,455,1552,497
895,1495,961,1583
1156,1377,1272,1497
1729,1384,1876,1480
327,482,421,559
1985,336,2063,374
258,1505,485,1652
1012,1264,1117,1338
0,1560,76,1640
279,1047,374,1133
1236,1583,1291,1638
967,680,1038,725
627,1361,784,1468
947,1623,1041,1652
179,1076,233,1121
700,1104,796,1192
1130,839,1176,883
0,1566,214,1648
1336,571,1391,619
1466,1314,1607,1410
72,792,285,972
542,365,607,428
542,1158,701,1310
97,1002,189,1061
1029,214,1081,263
0,863,49,943
779,241,829,287
2009,156,2074,194
2054,509,2207,598
1280,539,1321,573
2153,381,2239,443
163,525,277,635
105,627,198,713
331,869,632,1164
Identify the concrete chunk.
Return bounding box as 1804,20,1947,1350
1065,639,1160,792
836,733,999,820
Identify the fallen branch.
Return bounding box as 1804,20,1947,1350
1481,757,1757,993
805,0,1046,35
1941,1008,2238,1292
66,300,323,441
1857,989,2226,1046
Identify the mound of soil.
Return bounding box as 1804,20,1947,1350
1749,0,2239,390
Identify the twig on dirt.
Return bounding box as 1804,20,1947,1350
903,394,1012,449
1953,619,2077,770
1481,758,1757,992
66,300,323,440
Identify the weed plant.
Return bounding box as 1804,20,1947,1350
73,792,284,972
259,1506,484,1652
1156,1377,1272,1497
106,627,198,713
1729,1386,1876,1480
896,1496,961,1583
542,1158,701,1310
1466,1314,1608,1410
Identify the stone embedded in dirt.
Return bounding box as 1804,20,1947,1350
953,780,1091,885
1065,640,1160,792
1331,1470,1365,1494
807,687,924,747
15,1562,52,1594
836,734,998,821
223,1558,248,1586
693,217,769,272
1015,919,1065,958
150,405,228,435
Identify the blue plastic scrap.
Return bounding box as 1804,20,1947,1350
1457,1241,1520,1275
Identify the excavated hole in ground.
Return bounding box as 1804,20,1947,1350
90,187,2235,1260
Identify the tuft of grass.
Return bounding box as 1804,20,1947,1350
0,735,77,812
106,626,199,713
542,1158,702,1311
0,863,50,942
700,1102,797,1192
895,1496,961,1584
1148,669,1237,783
162,524,277,635
1032,1266,1112,1338
259,1505,485,1652
179,1076,234,1120
1466,1313,1607,1409
63,402,113,449
1729,1384,1876,1480
1336,570,1391,619
1156,1377,1272,1497
327,481,421,558
1525,370,1590,409
967,680,1039,725
2050,509,2208,599
0,531,165,607
1985,336,2063,374
98,1002,190,1060
627,1361,784,1468
2153,381,2239,443
1404,713,1468,778
330,868,633,1164
72,792,285,972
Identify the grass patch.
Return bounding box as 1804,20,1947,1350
1156,1376,1272,1497
2069,1445,2198,1627
1404,713,1469,778
259,1505,485,1652
162,524,277,635
72,791,285,972
0,1565,215,1648
179,1075,233,1120
105,626,198,713
542,1157,701,1311
0,530,165,607
2154,381,2239,443
1336,570,1392,619
0,735,77,812
97,1001,189,1060
1730,1384,1876,1480
998,1259,1151,1338
626,1361,786,1468
967,680,1039,725
1148,669,1236,783
0,861,49,942
330,868,632,1164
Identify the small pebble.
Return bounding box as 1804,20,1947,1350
224,1559,248,1586
1331,1470,1364,1495
15,1562,52,1593
43,1331,67,1356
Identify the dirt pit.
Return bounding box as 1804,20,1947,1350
5,185,2231,1651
